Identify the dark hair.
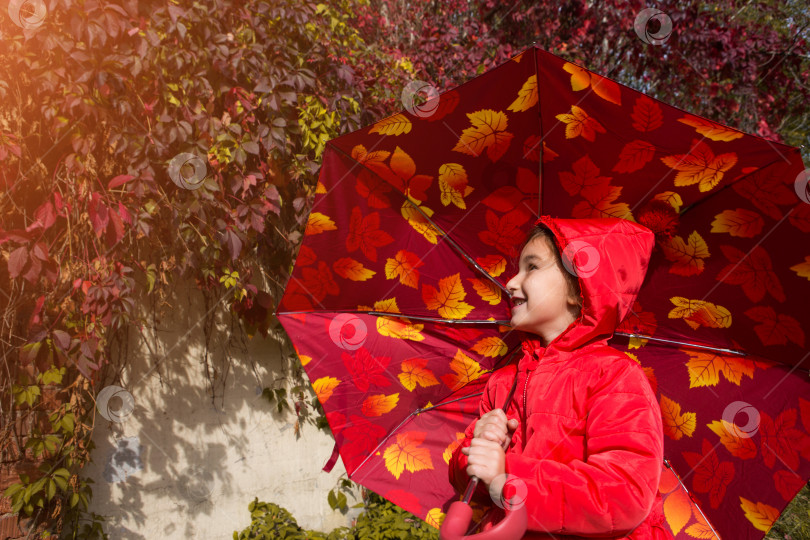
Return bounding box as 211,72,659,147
522,225,584,315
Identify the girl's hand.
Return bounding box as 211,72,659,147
461,438,505,487
473,409,519,448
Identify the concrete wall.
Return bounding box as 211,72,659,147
84,279,361,539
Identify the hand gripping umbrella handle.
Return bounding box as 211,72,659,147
440,362,527,539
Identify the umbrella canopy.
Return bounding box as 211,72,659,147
276,46,810,539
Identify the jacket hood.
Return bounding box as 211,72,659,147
518,216,655,364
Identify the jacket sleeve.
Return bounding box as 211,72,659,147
505,360,664,537
448,375,497,505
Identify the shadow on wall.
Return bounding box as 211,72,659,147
82,276,356,539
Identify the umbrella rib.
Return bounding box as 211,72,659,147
278,309,510,325
664,459,721,539
326,144,511,296
614,332,747,356
352,345,523,477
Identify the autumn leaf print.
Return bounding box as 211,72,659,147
745,306,805,347
555,105,606,142
732,166,796,219
710,209,764,238
362,393,399,416
669,297,732,330
398,358,439,392
342,348,392,392
706,420,757,459
572,184,634,221
356,170,393,209
717,245,785,302
383,431,434,480
306,212,337,235
476,255,507,277
791,256,810,280
425,508,445,528
660,394,697,440
739,497,780,532
661,139,737,192
333,258,376,281
678,115,743,142
467,278,501,305
401,201,443,244
682,438,734,509
759,409,808,470
385,250,423,289
443,432,466,465
452,109,514,162
507,75,538,112
370,113,412,136
612,140,657,173
441,349,486,391
479,209,530,257
661,231,710,276
558,155,611,196
471,336,508,357
313,376,340,404
346,206,394,262
631,95,663,132
562,62,621,105
422,273,474,319
438,163,474,209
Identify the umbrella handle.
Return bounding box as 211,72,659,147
439,500,528,540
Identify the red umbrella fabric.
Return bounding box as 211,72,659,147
276,46,810,538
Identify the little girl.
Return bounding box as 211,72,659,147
449,216,672,539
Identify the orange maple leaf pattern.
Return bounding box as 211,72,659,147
562,63,621,105
306,212,337,235
683,349,755,387
383,431,434,479
398,358,439,392
385,250,423,289
555,105,606,142
471,336,508,357
452,109,514,162
661,231,710,276
467,278,501,305
678,115,743,142
791,256,810,280
313,376,340,404
706,420,757,459
668,297,732,330
443,432,466,465
739,497,780,532
422,273,474,319
362,393,400,416
507,75,538,112
476,254,507,277
660,394,697,441
441,349,486,391
370,113,412,136
333,257,376,281
661,139,737,192
438,163,474,209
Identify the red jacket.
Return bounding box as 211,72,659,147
449,216,673,539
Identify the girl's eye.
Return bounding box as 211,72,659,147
527,264,537,271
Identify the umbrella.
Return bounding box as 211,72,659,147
276,46,810,539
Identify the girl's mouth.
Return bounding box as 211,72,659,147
512,298,526,307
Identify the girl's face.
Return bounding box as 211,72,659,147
505,236,580,339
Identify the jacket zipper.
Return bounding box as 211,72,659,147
522,350,540,417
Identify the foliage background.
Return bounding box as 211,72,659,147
0,0,808,537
